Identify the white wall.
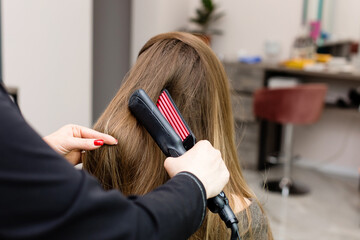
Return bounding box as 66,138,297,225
131,0,191,64
131,0,305,62
331,0,360,41
190,0,304,61
131,0,303,61
294,109,360,177
2,0,92,136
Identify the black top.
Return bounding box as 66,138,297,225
0,83,206,240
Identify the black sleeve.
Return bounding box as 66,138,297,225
0,83,206,240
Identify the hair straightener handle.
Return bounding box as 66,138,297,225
129,89,241,240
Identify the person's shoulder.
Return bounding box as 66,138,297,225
235,199,269,239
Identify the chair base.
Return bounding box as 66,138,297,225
263,179,309,196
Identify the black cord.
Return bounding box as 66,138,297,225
236,230,241,240
230,223,241,240
207,192,241,240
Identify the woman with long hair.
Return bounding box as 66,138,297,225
83,32,272,239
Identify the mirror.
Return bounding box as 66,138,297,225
304,0,359,58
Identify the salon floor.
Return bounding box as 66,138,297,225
243,165,360,240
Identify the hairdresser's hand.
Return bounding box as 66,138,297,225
43,124,118,165
164,140,229,199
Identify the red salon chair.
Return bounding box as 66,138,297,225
253,84,327,196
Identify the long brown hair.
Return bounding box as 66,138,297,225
83,32,271,239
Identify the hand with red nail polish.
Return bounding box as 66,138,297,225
43,124,118,165
94,139,104,146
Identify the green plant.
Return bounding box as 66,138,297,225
190,0,225,35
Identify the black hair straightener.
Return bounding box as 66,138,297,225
129,89,241,240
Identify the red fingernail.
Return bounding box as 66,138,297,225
94,139,104,146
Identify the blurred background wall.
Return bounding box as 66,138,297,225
92,0,131,121
132,0,360,62
131,0,191,64
2,0,92,136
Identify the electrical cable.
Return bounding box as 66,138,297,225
230,223,241,240
207,191,241,240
